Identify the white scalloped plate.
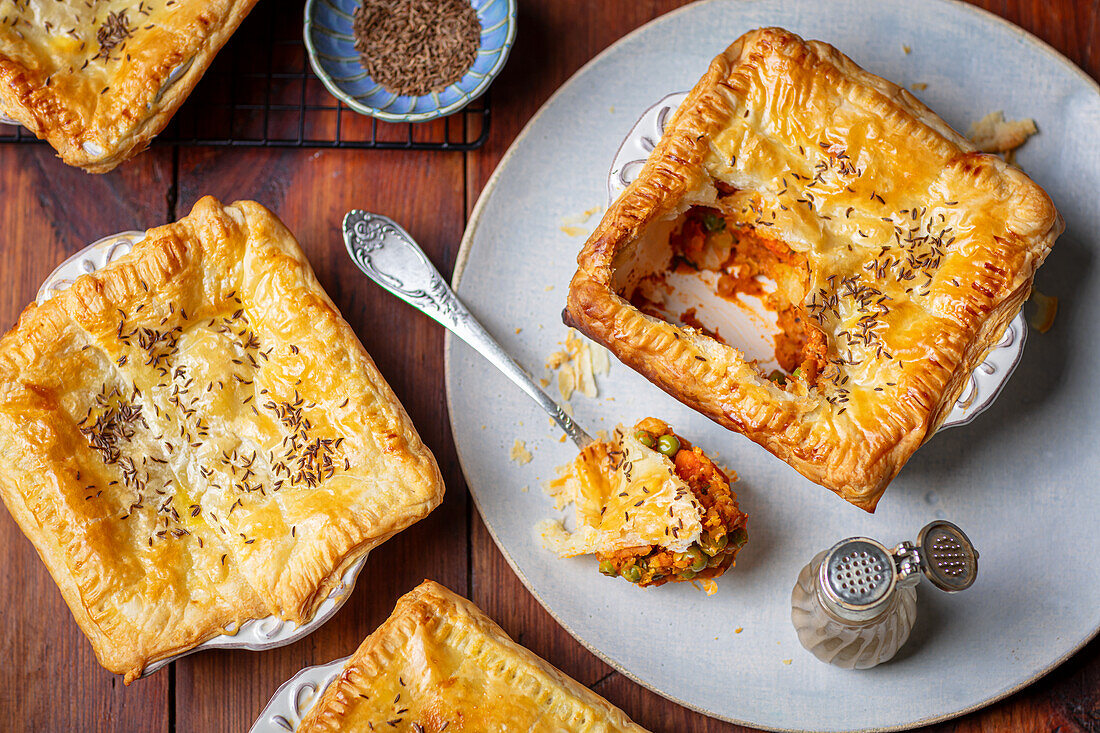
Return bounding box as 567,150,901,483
38,233,370,677
445,0,1100,730
249,656,349,733
607,91,1028,431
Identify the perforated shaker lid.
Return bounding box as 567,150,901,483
917,520,979,592
818,538,897,622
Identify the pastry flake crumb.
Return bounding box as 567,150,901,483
968,111,1038,155
562,205,604,227
560,225,588,237
911,82,927,91
782,659,792,665
510,439,533,465
734,627,743,634
544,285,554,292
902,44,911,54
1028,289,1058,333
696,579,719,596
546,329,611,401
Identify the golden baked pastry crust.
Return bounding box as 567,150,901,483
0,0,258,172
297,581,649,733
565,28,1062,511
0,197,443,682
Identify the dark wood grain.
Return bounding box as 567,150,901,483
0,2,1096,732
0,146,174,733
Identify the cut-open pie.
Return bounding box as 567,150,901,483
296,581,649,732
0,0,259,172
565,27,1062,511
0,197,444,682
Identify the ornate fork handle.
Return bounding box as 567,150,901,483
343,210,592,449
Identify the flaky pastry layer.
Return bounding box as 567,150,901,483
0,0,258,172
0,196,443,681
297,581,648,732
565,28,1062,511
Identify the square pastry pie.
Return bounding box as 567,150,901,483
565,28,1062,511
297,581,648,732
0,197,444,682
0,0,259,172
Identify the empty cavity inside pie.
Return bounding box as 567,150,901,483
566,27,1062,511
542,418,747,590
624,203,826,389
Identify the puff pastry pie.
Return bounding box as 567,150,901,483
565,28,1062,511
0,0,259,172
0,197,444,682
543,418,747,589
297,581,649,732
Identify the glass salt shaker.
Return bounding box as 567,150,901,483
790,520,978,669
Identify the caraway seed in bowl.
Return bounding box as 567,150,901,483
353,0,482,98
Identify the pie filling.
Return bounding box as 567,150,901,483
542,418,748,589
595,418,748,588
620,203,828,390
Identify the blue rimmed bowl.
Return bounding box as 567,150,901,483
304,0,516,122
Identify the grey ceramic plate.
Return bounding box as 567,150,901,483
444,1,1100,730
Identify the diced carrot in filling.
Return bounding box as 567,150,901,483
596,418,748,588
639,206,828,389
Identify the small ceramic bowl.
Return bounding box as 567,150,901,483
304,0,516,123
608,92,1028,432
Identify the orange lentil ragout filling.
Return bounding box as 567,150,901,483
597,418,748,587
663,205,828,388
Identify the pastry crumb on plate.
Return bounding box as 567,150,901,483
510,439,533,464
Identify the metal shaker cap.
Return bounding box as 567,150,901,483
817,538,897,623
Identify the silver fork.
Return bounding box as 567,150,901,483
342,210,593,449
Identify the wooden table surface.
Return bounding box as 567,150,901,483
1,1,1097,731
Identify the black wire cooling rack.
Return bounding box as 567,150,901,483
0,0,490,151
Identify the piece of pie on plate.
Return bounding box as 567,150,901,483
0,196,444,682
542,418,747,591
0,0,259,172
565,27,1062,512
296,581,649,732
